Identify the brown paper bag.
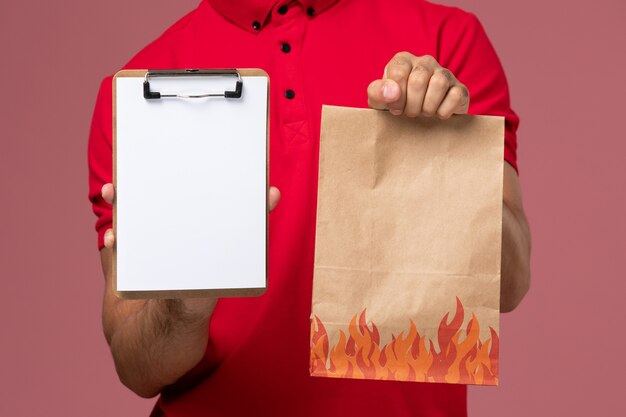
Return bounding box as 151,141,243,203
310,105,504,385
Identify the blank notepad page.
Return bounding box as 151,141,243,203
115,75,267,292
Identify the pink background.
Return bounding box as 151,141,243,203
1,0,624,415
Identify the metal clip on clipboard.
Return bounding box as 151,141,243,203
143,69,243,100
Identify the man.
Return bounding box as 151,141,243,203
88,0,531,415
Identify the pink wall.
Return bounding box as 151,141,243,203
1,0,623,415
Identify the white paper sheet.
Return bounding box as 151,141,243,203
115,74,267,292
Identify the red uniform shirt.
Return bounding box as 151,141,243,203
88,1,519,415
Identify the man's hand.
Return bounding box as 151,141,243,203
367,52,469,119
99,183,281,397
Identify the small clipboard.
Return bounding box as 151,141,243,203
112,69,269,299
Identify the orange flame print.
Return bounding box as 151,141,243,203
310,297,499,385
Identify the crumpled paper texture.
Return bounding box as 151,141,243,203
310,105,504,385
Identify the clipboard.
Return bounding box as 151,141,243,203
112,69,269,299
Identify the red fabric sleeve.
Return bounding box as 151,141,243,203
87,76,114,250
438,10,520,173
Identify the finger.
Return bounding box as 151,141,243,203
104,228,115,249
101,183,115,205
384,56,413,115
404,65,432,117
422,68,456,116
269,186,281,211
436,85,470,119
367,79,400,110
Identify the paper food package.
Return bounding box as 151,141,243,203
310,105,504,385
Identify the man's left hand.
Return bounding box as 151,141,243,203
368,52,470,119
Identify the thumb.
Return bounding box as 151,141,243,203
269,186,281,211
367,79,400,110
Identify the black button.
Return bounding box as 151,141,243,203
277,5,288,14
281,43,291,53
306,7,315,16
252,21,261,30
284,89,295,99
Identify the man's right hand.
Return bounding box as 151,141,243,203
98,182,281,397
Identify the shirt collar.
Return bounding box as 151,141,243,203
206,0,341,33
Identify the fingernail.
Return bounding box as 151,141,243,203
390,109,402,115
382,82,397,100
